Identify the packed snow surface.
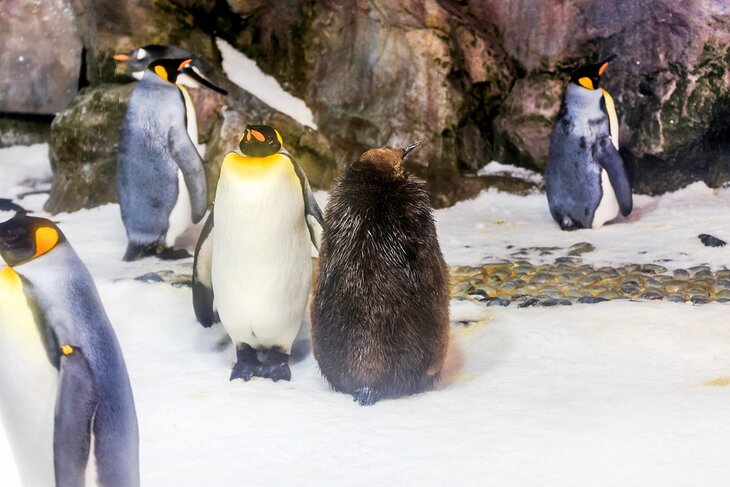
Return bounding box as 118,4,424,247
217,38,318,129
2,145,730,486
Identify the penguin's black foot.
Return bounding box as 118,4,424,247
123,242,156,262
559,215,579,232
230,344,260,382
156,247,192,260
257,349,291,382
352,386,380,406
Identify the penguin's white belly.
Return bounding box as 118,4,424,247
212,162,311,351
165,170,193,247
0,268,57,487
592,169,620,229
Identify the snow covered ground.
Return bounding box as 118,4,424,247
2,145,730,486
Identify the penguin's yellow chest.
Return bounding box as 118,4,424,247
212,151,311,350
0,267,37,342
0,266,58,486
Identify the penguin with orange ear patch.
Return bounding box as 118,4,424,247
545,54,633,230
117,57,227,261
0,211,139,486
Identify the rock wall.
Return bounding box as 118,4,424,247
3,0,730,211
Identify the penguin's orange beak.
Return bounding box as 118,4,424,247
113,54,130,61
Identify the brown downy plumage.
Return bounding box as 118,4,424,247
311,143,450,406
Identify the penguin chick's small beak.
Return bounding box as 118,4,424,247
113,54,130,61
403,141,422,159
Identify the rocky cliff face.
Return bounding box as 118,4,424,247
3,0,730,211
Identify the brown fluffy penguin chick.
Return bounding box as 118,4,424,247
311,143,450,406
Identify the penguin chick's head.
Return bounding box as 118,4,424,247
0,214,64,267
570,54,616,91
357,141,422,177
239,125,284,157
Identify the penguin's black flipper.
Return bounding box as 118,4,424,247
168,123,208,223
283,151,324,250
193,209,217,327
593,136,633,216
54,346,98,487
0,198,27,215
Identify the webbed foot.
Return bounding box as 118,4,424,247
230,344,260,382
352,386,379,406
257,348,291,382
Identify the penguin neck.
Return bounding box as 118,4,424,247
565,83,603,110
142,70,173,86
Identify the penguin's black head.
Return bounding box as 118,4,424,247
113,46,153,72
0,214,65,267
147,57,228,95
570,54,616,91
357,141,422,178
239,125,284,157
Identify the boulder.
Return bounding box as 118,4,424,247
0,0,82,114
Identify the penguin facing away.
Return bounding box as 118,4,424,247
117,57,226,261
545,54,632,230
311,143,450,406
0,210,139,486
193,125,324,382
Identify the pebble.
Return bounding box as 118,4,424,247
450,259,730,307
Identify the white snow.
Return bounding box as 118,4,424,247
2,145,730,486
216,38,318,129
477,160,543,184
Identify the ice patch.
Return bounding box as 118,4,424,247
216,38,318,129
477,161,543,184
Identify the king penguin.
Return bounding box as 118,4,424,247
0,204,139,487
117,57,226,261
545,54,633,230
310,143,450,406
192,124,324,382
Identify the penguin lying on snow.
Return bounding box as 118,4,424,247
193,125,324,382
117,57,226,261
545,54,632,230
0,208,139,486
311,142,450,406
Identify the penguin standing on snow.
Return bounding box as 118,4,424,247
545,54,632,230
193,125,324,382
117,57,226,261
310,143,450,406
0,204,139,486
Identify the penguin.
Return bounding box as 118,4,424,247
113,45,217,83
192,124,324,382
0,208,139,486
117,57,226,261
545,54,633,230
310,142,450,406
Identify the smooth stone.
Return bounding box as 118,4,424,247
673,269,690,280
579,275,601,286
690,295,711,304
135,272,165,283
694,270,715,279
663,280,688,293
486,298,511,307
688,265,711,275
568,242,595,256
717,279,730,288
714,290,730,300
645,277,663,287
578,296,609,304
667,294,686,303
512,265,535,274
640,291,664,300
598,290,621,299
518,298,540,308
541,299,560,307
555,257,576,264
597,266,619,276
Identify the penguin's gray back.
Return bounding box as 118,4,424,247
19,245,139,486
546,84,611,228
117,73,185,245
311,160,450,401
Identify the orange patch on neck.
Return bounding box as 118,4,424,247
598,62,609,76
35,227,59,258
178,58,192,71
